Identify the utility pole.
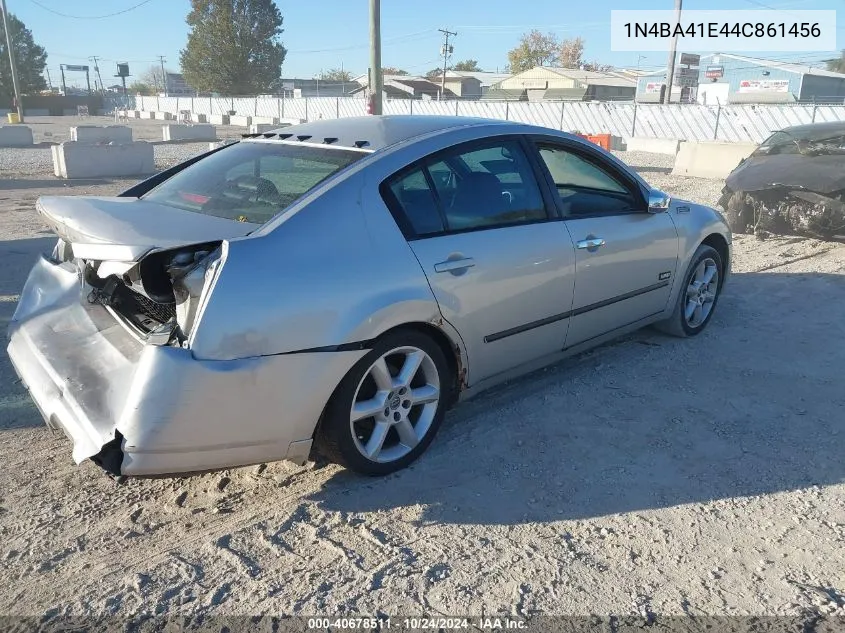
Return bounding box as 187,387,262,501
662,0,682,104
158,55,167,96
368,0,382,115
0,0,24,121
45,68,53,91
438,28,456,100
90,56,104,92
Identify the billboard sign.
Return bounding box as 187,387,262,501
645,81,664,93
64,65,89,72
704,65,724,79
673,66,699,87
738,79,789,92
679,53,701,67
518,79,549,89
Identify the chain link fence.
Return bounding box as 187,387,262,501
113,95,845,144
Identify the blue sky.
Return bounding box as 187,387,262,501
9,0,843,88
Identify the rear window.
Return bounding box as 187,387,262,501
143,142,365,224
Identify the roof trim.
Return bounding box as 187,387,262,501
241,138,375,153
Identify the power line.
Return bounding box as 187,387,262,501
739,0,845,30
26,0,156,20
289,30,438,55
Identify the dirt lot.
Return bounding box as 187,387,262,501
1,121,844,621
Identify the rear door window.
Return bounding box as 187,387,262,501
383,139,549,237
387,168,445,236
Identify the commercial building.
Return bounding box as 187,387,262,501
488,67,636,101
437,71,512,100
350,75,457,100
636,53,845,105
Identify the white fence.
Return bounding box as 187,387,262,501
131,95,845,144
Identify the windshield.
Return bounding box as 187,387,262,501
754,129,845,157
143,142,365,224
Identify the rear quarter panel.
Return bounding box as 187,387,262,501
188,172,443,362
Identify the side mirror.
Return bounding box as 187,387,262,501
648,189,671,213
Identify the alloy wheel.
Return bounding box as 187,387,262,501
684,257,719,328
349,346,441,464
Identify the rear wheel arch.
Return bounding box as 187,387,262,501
310,321,463,448
380,322,463,407
311,324,457,474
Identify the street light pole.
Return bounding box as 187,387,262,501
662,0,682,105
369,0,382,115
0,0,24,122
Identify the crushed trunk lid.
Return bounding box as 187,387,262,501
37,195,260,261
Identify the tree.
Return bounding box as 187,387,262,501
425,67,443,80
556,37,613,73
507,30,559,74
825,50,845,73
559,37,584,69
180,0,287,95
128,81,155,95
453,59,482,72
140,65,172,92
382,67,409,76
319,68,353,82
0,11,47,99
582,61,614,72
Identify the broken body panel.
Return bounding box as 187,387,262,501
719,123,845,239
6,140,450,475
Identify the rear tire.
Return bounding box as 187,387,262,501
314,330,451,476
654,245,723,338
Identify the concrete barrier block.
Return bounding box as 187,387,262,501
153,111,174,120
132,111,143,118
208,114,230,125
25,108,49,116
162,124,217,141
228,115,252,127
626,137,681,156
70,125,133,144
279,117,305,126
0,125,34,147
52,141,155,179
195,113,208,123
251,116,279,125
672,141,758,180
141,111,156,119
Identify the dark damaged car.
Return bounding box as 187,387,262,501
719,121,845,240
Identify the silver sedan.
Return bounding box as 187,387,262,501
7,116,731,477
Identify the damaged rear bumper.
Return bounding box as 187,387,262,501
7,255,365,476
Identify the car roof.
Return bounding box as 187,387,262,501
778,120,845,137
242,115,521,152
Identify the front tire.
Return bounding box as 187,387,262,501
724,191,752,234
314,330,451,476
654,244,723,338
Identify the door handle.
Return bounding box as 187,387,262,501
576,237,606,250
434,257,475,274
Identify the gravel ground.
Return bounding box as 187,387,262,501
0,115,247,176
1,137,844,622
